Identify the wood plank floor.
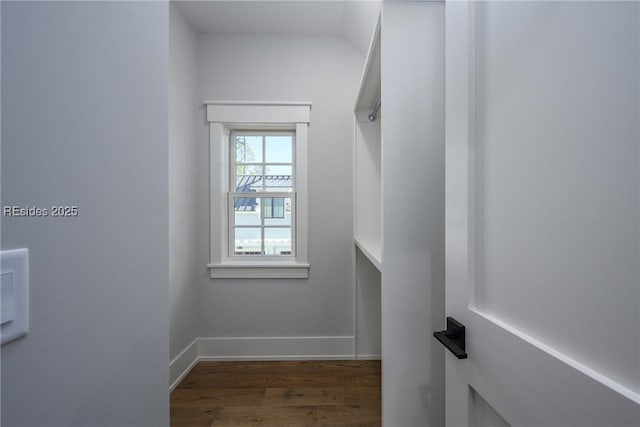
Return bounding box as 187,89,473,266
171,360,381,426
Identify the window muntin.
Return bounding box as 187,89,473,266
230,131,295,257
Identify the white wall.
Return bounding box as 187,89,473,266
342,0,381,55
381,3,445,426
195,33,365,350
169,4,200,362
1,2,169,426
355,250,381,357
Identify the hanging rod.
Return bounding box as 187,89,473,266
368,97,381,122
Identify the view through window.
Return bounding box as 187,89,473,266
230,131,295,256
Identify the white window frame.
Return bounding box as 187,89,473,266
205,101,311,279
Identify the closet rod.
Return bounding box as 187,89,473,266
368,97,381,122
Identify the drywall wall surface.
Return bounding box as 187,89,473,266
355,249,381,358
1,2,169,426
196,33,364,342
169,4,200,362
342,0,382,56
381,2,445,426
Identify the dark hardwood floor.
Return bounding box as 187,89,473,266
171,360,381,426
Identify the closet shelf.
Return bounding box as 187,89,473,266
354,237,382,272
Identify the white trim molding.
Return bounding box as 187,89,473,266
205,101,311,124
355,354,383,360
206,102,311,279
207,263,310,279
169,336,359,390
198,336,354,360
169,339,199,391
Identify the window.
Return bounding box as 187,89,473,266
205,102,310,279
230,131,294,257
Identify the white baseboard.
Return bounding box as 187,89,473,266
198,336,355,360
356,354,382,360
169,336,355,390
169,338,199,391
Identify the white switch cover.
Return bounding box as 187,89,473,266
1,249,29,345
1,272,16,324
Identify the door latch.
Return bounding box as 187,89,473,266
433,316,467,359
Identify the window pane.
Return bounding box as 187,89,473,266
235,166,263,192
263,197,292,226
265,165,292,176
265,213,292,226
265,135,292,163
264,166,293,191
234,197,261,225
264,227,292,256
235,135,262,163
234,227,262,255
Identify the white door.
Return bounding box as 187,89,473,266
443,1,640,426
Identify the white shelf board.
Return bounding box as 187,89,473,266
354,237,382,272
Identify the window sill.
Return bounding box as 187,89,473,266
207,262,310,279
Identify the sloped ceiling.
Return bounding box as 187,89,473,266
341,1,381,56
172,0,380,55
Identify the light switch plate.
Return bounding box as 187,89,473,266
1,272,16,324
1,249,29,345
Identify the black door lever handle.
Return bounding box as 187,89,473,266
433,316,467,359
